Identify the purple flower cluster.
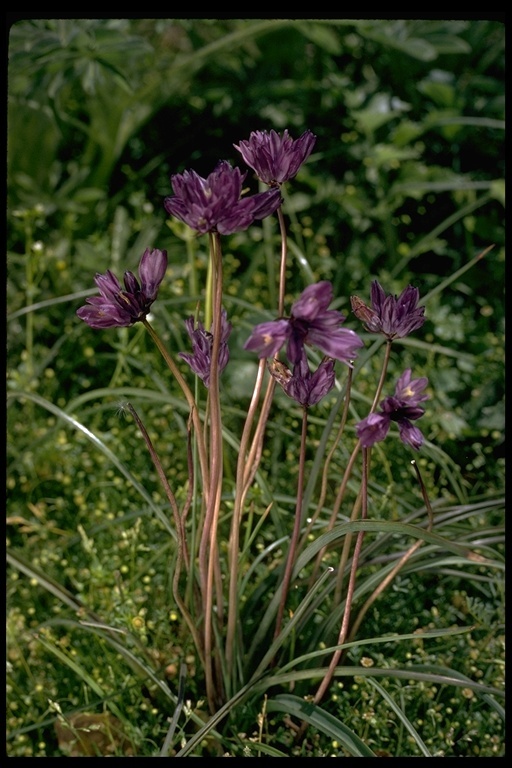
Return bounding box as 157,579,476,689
268,355,336,408
76,128,432,429
245,281,363,408
179,310,232,388
76,248,168,328
234,128,316,185
244,281,364,366
164,161,282,236
356,369,429,450
351,281,425,340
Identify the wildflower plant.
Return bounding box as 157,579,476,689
65,125,498,753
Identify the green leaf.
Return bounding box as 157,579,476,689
418,80,457,107
239,741,290,757
423,33,471,54
490,179,505,206
360,27,438,61
365,678,431,756
295,22,343,54
266,693,377,757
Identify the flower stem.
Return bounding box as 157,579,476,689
274,406,309,641
296,444,369,743
141,319,209,497
276,204,288,316
225,356,267,680
125,403,204,666
200,231,225,711
225,202,290,674
346,459,434,644
300,366,354,554
370,339,393,412
328,339,393,603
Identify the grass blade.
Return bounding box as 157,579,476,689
266,693,377,757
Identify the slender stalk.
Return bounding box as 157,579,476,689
296,445,369,743
126,403,204,666
142,319,209,497
184,411,202,613
309,439,361,586
242,200,288,494
321,339,393,600
333,490,362,607
274,406,309,641
242,374,276,492
370,339,393,412
125,403,189,571
300,366,354,552
225,357,267,678
346,459,434,644
200,231,225,711
225,201,287,676
276,204,288,316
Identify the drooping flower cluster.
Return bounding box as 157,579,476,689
244,281,364,366
164,160,282,235
76,248,168,328
179,310,232,388
268,354,336,408
234,128,316,185
350,281,425,340
356,369,429,450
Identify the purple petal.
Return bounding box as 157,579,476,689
234,128,316,184
76,300,132,328
123,270,140,295
394,369,429,405
356,413,391,447
368,280,425,339
165,160,279,235
397,420,424,450
291,281,334,320
95,270,123,301
244,319,291,358
138,248,168,301
307,326,364,365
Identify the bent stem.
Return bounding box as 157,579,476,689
142,318,210,497
346,459,434,645
125,403,204,667
225,203,287,678
242,200,288,494
225,357,267,681
296,444,370,743
309,439,361,589
299,366,354,552
332,339,393,604
274,406,309,642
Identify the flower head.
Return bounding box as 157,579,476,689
234,128,316,185
350,281,425,340
76,248,168,329
268,354,335,407
244,281,364,366
356,369,429,450
179,309,232,387
164,160,282,235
